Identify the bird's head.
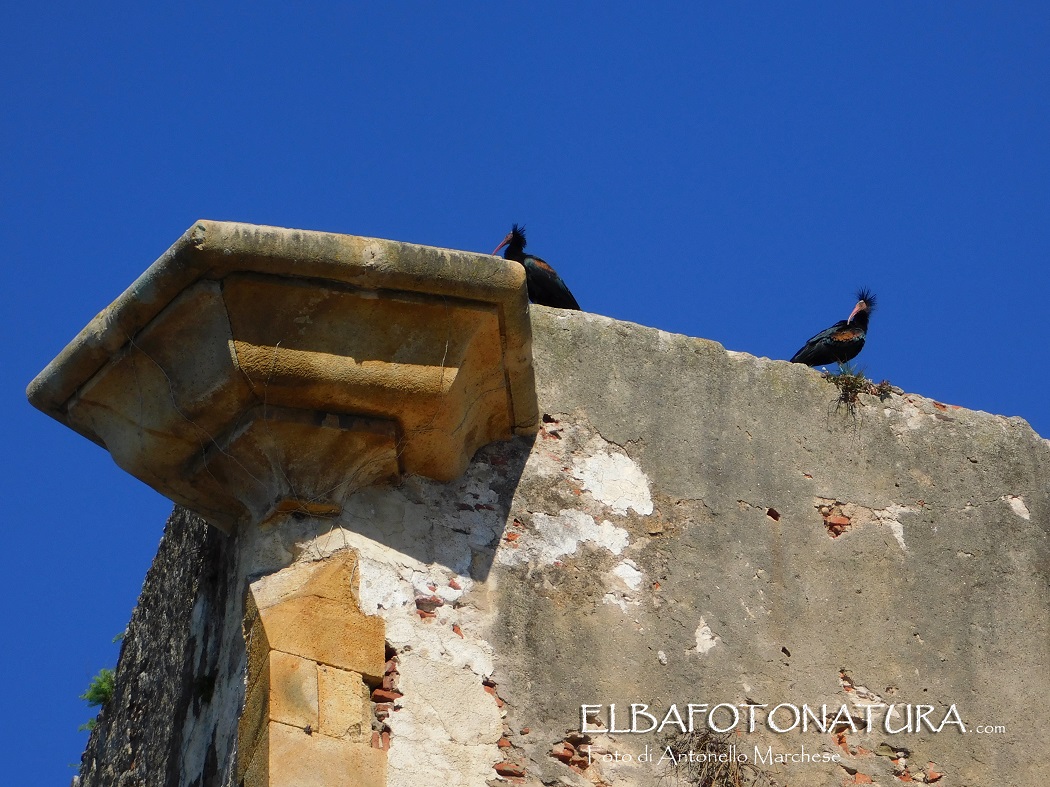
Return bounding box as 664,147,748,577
492,224,527,258
848,288,877,323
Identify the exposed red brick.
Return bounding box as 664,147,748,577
498,737,512,749
855,746,871,756
384,658,398,674
926,764,943,782
551,742,575,763
448,578,462,590
519,727,530,735
416,609,436,620
483,685,506,707
653,581,661,591
371,688,402,703
494,762,526,778
505,532,520,542
932,401,947,411
415,595,444,612
569,753,590,770
826,514,851,526
834,732,850,754
452,623,464,637
382,672,398,691
371,731,381,748
827,519,851,537
854,774,873,784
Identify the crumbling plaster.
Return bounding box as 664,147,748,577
78,305,1049,787
238,308,1049,786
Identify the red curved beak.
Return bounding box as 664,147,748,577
847,301,866,323
492,233,512,256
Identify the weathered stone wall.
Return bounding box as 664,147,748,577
80,306,1050,786
75,507,243,787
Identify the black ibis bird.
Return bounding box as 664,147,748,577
790,289,877,366
493,224,581,310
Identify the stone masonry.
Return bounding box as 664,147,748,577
75,305,1048,787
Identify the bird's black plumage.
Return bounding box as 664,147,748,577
493,224,581,310
790,289,877,366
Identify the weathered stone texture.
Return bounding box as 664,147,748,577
485,307,1050,786
77,305,1049,787
74,507,242,787
29,221,540,533
237,552,386,786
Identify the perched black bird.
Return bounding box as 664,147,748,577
493,224,581,310
790,289,877,366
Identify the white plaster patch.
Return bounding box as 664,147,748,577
603,560,646,612
694,618,721,655
1003,495,1031,520
573,451,654,516
875,504,915,552
386,655,502,787
499,509,630,566
611,559,644,590
357,555,415,613
887,522,907,551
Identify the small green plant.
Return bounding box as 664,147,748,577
79,668,115,732
81,668,115,707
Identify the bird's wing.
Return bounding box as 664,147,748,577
525,256,581,310
790,320,850,364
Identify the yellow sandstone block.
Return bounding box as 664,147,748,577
318,665,372,741
259,596,385,681
268,650,319,729
244,721,385,787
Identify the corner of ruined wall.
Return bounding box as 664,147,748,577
239,552,387,787
75,307,1050,787
74,507,242,787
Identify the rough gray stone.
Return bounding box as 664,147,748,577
74,507,242,787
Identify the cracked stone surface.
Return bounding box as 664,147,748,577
79,304,1050,787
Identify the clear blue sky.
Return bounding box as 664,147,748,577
3,3,1048,781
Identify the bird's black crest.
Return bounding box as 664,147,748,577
856,288,877,310
511,223,526,244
